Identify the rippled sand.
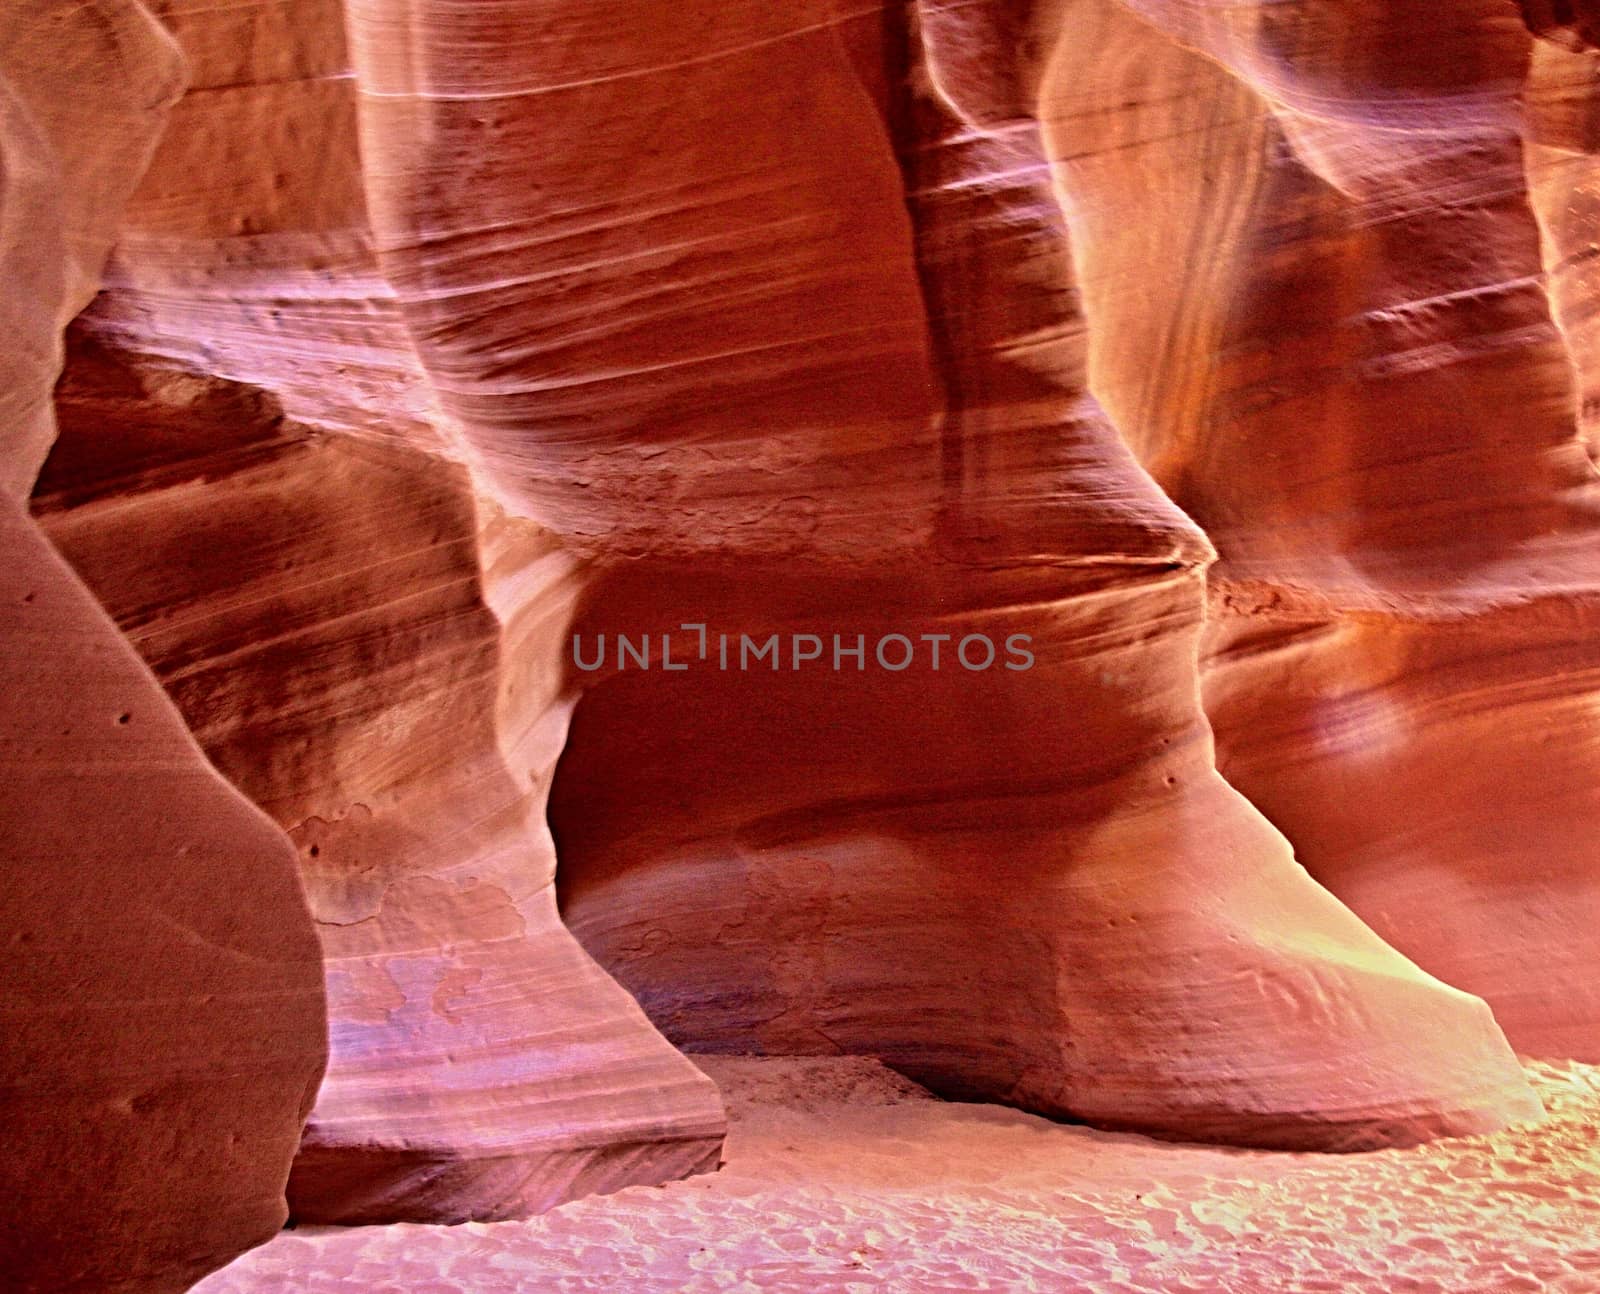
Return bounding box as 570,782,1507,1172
197,1056,1600,1293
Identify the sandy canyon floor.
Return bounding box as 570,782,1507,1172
196,1056,1600,1293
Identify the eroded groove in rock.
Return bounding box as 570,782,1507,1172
543,0,1540,1151
552,554,1541,1150
78,0,454,459
344,0,944,554
0,0,186,498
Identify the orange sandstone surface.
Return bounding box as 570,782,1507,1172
5,0,1600,1290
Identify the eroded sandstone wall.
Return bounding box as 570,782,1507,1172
35,345,726,1224
1,5,327,1291
1051,0,1600,1059
15,0,1600,1270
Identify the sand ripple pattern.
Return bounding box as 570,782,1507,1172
198,1056,1600,1293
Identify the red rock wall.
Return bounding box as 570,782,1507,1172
546,1,1540,1150
35,347,726,1224
0,5,326,1291
1052,0,1600,1059
15,0,1600,1271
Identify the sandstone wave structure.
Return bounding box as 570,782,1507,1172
36,347,727,1227
7,0,1600,1290
1057,0,1600,1060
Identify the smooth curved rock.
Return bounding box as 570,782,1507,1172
0,493,326,1294
0,0,185,497
535,0,1535,1149
35,348,726,1224
551,557,1537,1150
1054,0,1600,1058
2,5,326,1290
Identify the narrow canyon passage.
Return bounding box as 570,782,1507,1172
7,1,1600,1291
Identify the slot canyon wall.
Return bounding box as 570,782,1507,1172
6,0,1600,1289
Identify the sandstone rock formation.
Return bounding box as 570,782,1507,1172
12,0,1600,1280
0,5,326,1291
544,0,1544,1149
0,492,326,1294
29,0,728,1228
36,346,727,1224
1051,0,1600,1060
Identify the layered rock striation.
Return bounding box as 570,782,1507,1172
35,347,726,1225
1057,0,1600,1059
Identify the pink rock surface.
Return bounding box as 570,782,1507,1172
34,350,726,1225
1052,0,1600,1059
0,0,184,496
0,491,326,1294
52,0,1545,1170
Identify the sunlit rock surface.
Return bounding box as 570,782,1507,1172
1055,0,1600,1059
